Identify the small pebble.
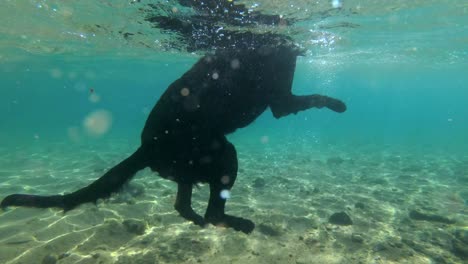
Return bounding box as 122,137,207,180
354,202,365,209
42,254,57,264
123,219,146,235
252,178,266,188
329,212,353,226
351,233,364,243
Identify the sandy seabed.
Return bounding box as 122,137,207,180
0,137,466,264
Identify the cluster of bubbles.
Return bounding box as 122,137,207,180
46,68,114,140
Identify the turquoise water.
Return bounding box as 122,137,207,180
1,1,467,263
2,59,467,150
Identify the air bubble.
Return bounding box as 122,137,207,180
83,110,112,136
220,190,231,199
221,175,230,185
331,0,342,8
181,87,190,96
89,93,100,103
50,68,62,79
230,59,240,69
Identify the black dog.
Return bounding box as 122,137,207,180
1,45,346,234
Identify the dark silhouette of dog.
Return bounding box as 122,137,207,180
1,1,347,233
1,45,346,233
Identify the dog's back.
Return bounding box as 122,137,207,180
142,47,301,143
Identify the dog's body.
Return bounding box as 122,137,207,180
1,46,346,233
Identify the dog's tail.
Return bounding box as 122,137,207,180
1,146,149,211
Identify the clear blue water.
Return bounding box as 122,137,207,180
2,58,467,151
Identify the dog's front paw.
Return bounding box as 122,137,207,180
325,97,347,113
206,214,255,234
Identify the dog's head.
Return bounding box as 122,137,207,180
143,0,302,54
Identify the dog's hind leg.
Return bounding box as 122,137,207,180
204,141,255,234
174,182,205,226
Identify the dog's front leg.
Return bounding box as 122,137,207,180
270,94,347,118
